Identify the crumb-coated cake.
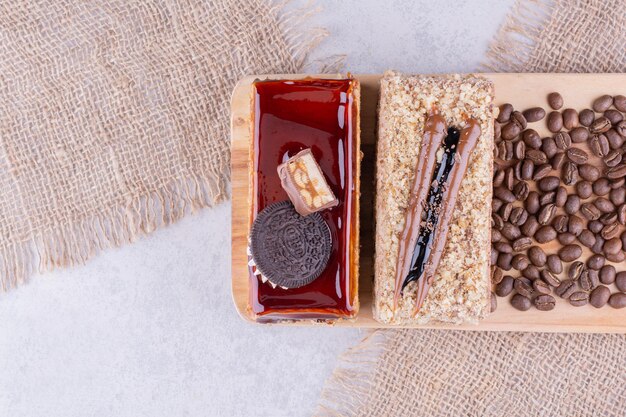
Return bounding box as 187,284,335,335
374,72,495,325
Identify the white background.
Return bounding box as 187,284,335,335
0,1,514,416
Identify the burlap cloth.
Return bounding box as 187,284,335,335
316,1,626,416
0,0,338,290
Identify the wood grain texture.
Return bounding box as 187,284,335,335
231,73,626,332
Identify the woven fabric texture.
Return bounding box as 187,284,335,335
317,1,626,416
0,0,323,289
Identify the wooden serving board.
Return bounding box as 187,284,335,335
231,73,626,333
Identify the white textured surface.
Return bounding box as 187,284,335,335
0,1,514,416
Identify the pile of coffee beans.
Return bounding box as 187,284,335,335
492,93,626,312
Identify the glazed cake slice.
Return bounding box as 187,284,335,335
374,72,495,325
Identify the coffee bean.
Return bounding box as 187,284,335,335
606,164,626,179
493,169,505,187
569,291,589,307
599,213,618,226
603,237,622,255
578,230,596,248
492,198,503,213
498,104,514,123
611,188,626,206
542,137,558,159
535,226,557,243
604,109,624,125
525,246,545,267
513,181,530,201
606,250,625,263
567,147,588,164
547,111,563,133
492,229,502,243
495,123,502,143
589,285,611,308
537,203,556,225
579,109,595,126
568,261,586,281
592,178,611,195
514,279,534,298
554,187,567,208
511,111,527,129
608,293,626,309
562,108,578,130
594,197,615,213
497,252,513,270
522,129,542,149
505,167,515,190
576,181,593,199
491,266,504,284
499,202,513,222
490,292,498,312
512,237,532,252
505,141,515,160
542,269,561,287
605,129,624,149
510,208,528,226
564,194,581,215
551,152,566,170
553,132,571,150
534,294,556,311
616,271,626,292
511,294,532,311
491,247,499,265
526,149,548,165
614,95,626,112
562,161,579,186
592,95,613,112
511,254,530,271
587,254,605,271
501,223,522,240
533,279,551,295
553,214,569,233
493,241,513,254
521,216,539,237
525,192,540,214
538,176,560,192
521,160,534,180
546,255,563,275
547,92,563,110
523,266,541,282
502,122,522,140
616,121,626,137
590,117,611,134
559,244,582,261
621,230,626,251
492,213,504,230
601,222,621,240
494,187,516,203
589,134,610,157
578,164,601,181
496,275,515,297
599,265,616,285
522,107,545,123
533,163,552,181
514,140,526,160
514,160,523,181
592,235,605,255
618,204,626,225
570,126,589,143
497,142,507,160
580,268,600,291
567,215,584,236
610,177,624,189
558,233,576,245
555,280,577,299
580,203,601,220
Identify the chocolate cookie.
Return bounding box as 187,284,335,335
250,201,332,288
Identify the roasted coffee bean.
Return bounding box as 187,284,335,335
605,129,624,149
512,237,532,252
594,197,615,213
522,265,540,281
492,229,502,243
604,109,624,125
511,254,530,271
591,235,605,255
491,266,504,284
581,203,601,220
606,164,626,179
522,107,546,123
498,103,514,123
616,271,626,292
501,223,522,240
568,215,584,236
542,268,561,287
567,147,588,164
538,176,560,192
494,187,516,203
534,294,556,311
578,230,596,248
570,126,589,143
587,254,606,270
603,237,622,255
593,95,613,112
527,246,546,267
523,129,542,149
614,95,626,112
609,177,625,189
606,250,625,263
546,255,563,275
497,252,513,271
514,279,534,298
555,280,577,299
547,92,563,110
558,233,576,245
600,213,618,226
562,161,579,186
492,198,503,213
580,109,596,127
590,117,611,134
513,181,530,201
493,241,513,254
580,268,600,291
618,204,626,225
505,141,514,160
564,194,581,215
505,167,516,190
599,265,616,285
616,121,626,137
533,163,552,181
492,213,504,230
541,192,556,205
569,291,589,307
590,220,604,233
511,294,532,311
511,111,527,129
608,293,626,309
491,247,499,265
526,149,548,165
542,137,558,158
499,202,513,222
510,207,528,226
497,142,507,160
514,160,523,180
490,292,498,312
495,123,502,143
493,170,505,187
521,216,539,237
554,132,571,150
621,230,626,251
551,152,566,170
576,181,593,199
589,134,610,157
589,285,611,308
601,222,621,240
496,275,515,297
537,203,556,225
514,140,526,160
525,192,541,214
554,187,567,208
592,178,611,195
611,187,626,206
553,214,568,233
521,160,534,180
559,244,582,261
562,108,578,130
502,122,522,140
535,226,557,243
533,279,551,295
569,261,586,280
547,111,563,133
578,164,601,181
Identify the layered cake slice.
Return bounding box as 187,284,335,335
247,77,360,322
374,72,495,324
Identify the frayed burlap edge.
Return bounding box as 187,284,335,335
0,0,344,292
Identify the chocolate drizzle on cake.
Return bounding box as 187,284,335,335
393,110,482,315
